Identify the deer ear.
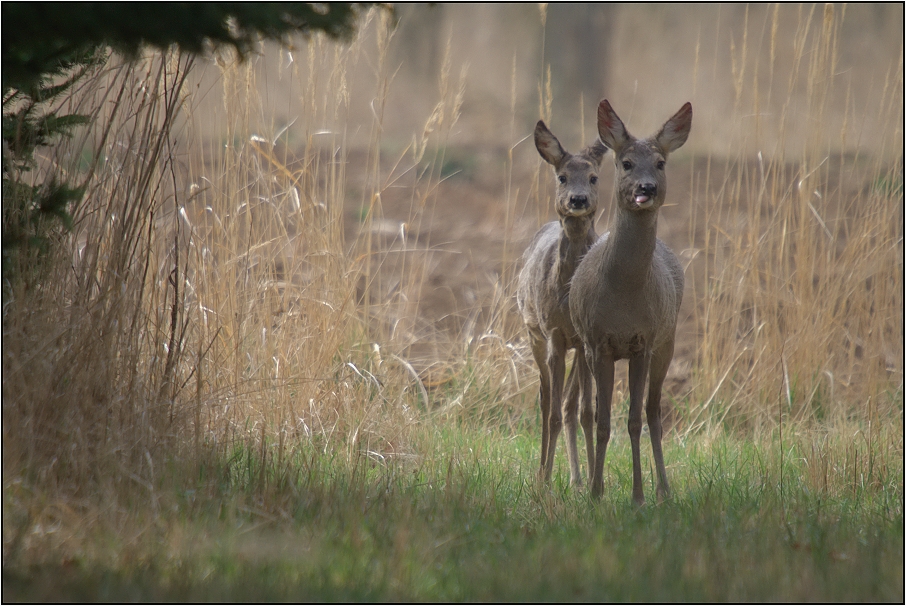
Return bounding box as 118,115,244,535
597,99,630,153
655,102,692,155
534,120,568,167
584,139,609,166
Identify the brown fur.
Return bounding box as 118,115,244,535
570,99,691,504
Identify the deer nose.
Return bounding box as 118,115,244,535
568,195,589,209
638,183,657,197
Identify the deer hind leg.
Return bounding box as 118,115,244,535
647,342,674,502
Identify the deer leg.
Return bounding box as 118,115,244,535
544,331,567,483
529,330,551,480
582,357,596,488
590,347,614,499
574,347,595,487
628,352,651,507
647,342,674,502
562,352,582,486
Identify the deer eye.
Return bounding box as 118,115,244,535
657,160,666,170
590,175,598,184
558,175,567,184
622,161,633,171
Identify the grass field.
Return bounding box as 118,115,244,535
4,425,903,602
3,5,903,602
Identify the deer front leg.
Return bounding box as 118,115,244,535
529,330,551,480
590,348,614,499
647,343,674,502
544,331,567,483
575,348,595,487
628,351,651,507
562,351,583,486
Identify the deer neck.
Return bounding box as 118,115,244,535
556,215,595,287
605,206,659,288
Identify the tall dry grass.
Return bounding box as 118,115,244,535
175,9,464,467
3,52,200,493
1,5,902,512
2,9,497,504
685,4,903,432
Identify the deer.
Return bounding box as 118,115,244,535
569,99,692,505
517,120,607,486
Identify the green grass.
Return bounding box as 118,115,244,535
4,425,902,602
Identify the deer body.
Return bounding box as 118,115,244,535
517,121,606,485
570,99,691,504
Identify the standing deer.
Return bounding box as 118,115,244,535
570,99,691,504
517,121,607,486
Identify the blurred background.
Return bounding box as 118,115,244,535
173,3,902,418
191,3,904,155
